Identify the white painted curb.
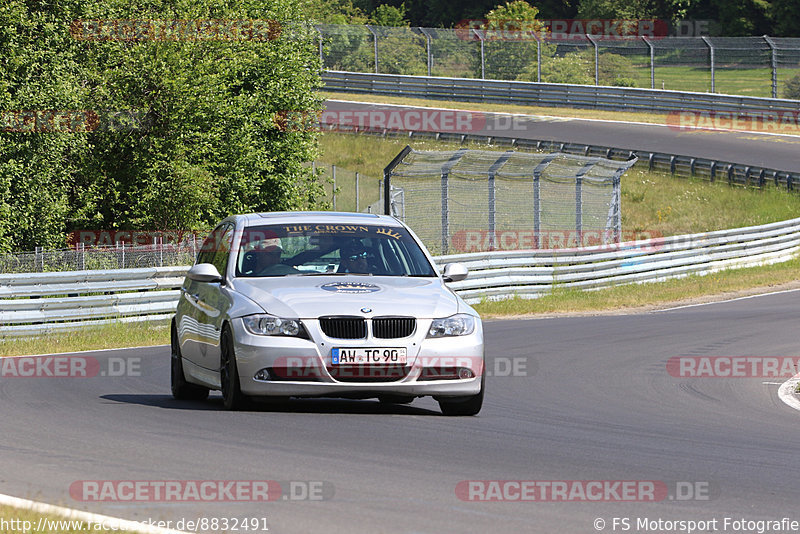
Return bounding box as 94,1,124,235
0,493,192,534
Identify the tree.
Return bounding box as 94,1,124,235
370,4,409,26
482,1,544,80
1,0,324,252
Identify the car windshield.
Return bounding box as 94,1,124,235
234,223,437,278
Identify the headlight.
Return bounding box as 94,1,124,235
427,314,476,338
243,314,307,338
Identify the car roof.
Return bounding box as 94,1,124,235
234,211,403,227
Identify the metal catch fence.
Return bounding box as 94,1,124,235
316,25,800,99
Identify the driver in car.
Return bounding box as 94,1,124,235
338,241,371,274
247,238,299,276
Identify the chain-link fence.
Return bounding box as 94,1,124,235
0,239,203,274
384,147,636,255
317,25,800,99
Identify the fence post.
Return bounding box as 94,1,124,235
764,35,778,99
587,34,599,86
355,171,360,212
315,25,324,67
366,24,379,74
642,36,655,89
536,34,541,83
419,27,432,77
332,164,337,210
486,151,513,250
472,28,485,79
575,175,582,238
702,37,715,93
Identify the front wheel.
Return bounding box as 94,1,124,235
437,375,484,416
220,326,248,410
171,321,210,401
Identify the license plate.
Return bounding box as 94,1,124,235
332,347,407,365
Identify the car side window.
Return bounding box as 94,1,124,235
210,224,234,276
196,224,234,276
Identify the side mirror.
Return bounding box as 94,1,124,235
442,262,468,283
187,263,223,283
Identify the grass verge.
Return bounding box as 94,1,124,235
0,320,169,357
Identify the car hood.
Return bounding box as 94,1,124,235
229,275,461,319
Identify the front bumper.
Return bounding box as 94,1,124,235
231,317,484,398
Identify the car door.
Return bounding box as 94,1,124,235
194,223,235,370
177,230,219,368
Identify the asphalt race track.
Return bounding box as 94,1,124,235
2,291,800,533
324,100,800,173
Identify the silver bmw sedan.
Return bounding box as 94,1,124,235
171,211,484,415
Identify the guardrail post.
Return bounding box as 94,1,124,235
710,161,717,182
366,25,379,74
764,36,778,99
642,37,655,89
587,35,599,86
473,29,485,79
702,37,715,93
727,165,734,185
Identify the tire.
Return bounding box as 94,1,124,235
220,325,248,410
437,374,484,416
171,321,210,401
378,394,415,405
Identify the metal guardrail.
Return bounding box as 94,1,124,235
322,71,800,115
441,216,800,303
1,219,798,335
0,267,186,337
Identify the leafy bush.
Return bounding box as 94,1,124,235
784,74,800,100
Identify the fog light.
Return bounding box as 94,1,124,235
458,367,475,379
254,368,271,381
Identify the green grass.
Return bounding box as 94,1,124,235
0,320,169,357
